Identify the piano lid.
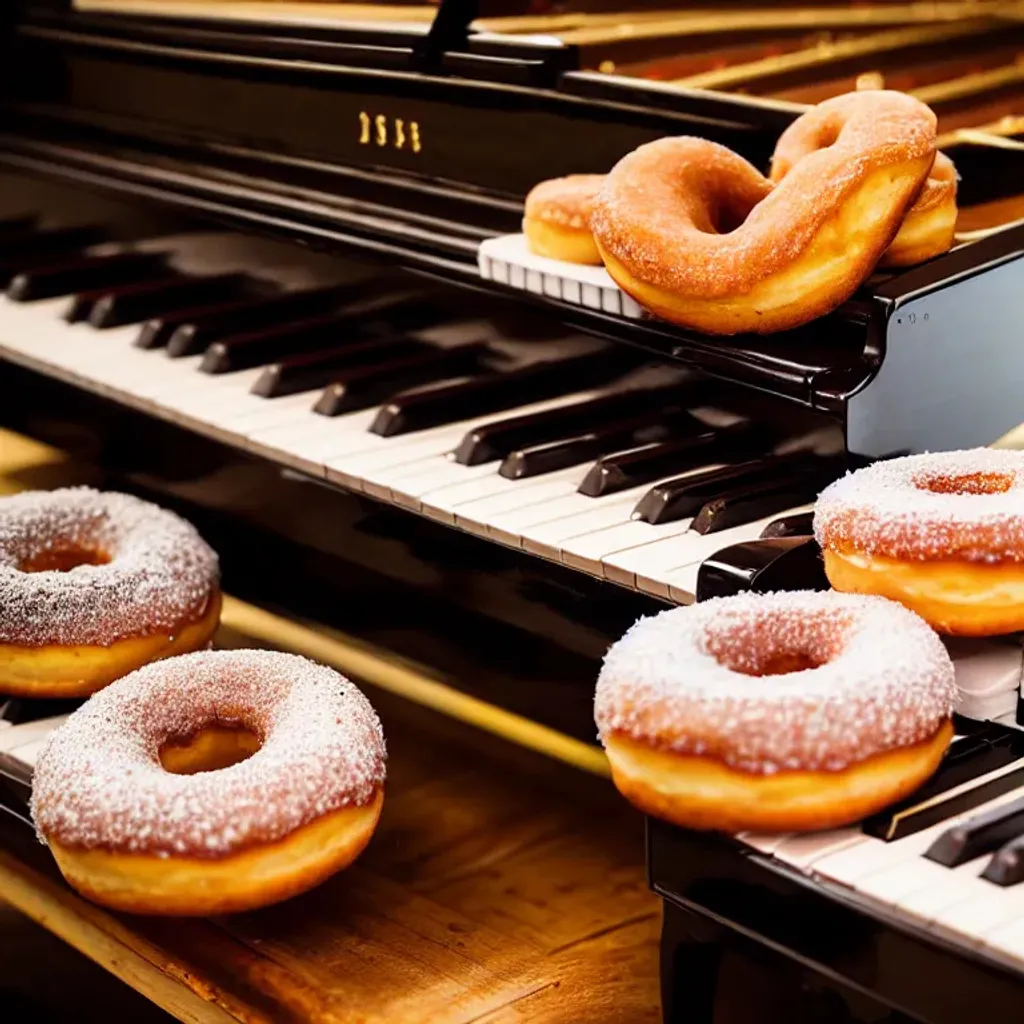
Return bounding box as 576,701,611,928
71,1,441,24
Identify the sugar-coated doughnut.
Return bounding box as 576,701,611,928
595,592,956,833
772,105,957,268
592,89,937,334
31,649,386,915
816,449,1024,636
523,174,605,265
0,488,220,697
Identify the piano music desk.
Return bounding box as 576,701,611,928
0,429,661,1024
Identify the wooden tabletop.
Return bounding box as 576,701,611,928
0,428,661,1023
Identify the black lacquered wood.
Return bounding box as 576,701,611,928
86,273,251,329
578,423,761,500
982,833,1024,886
8,251,168,301
760,511,816,539
199,311,372,374
452,385,699,467
0,215,37,244
312,341,486,414
632,452,825,525
863,726,1024,841
370,350,640,438
252,336,428,399
695,537,828,601
0,225,105,275
926,794,1024,868
162,284,377,356
690,475,820,536
500,407,703,481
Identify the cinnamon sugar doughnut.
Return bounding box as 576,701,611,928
31,649,386,915
772,100,958,267
0,488,220,697
593,89,937,334
816,449,1024,636
523,174,605,265
595,592,956,832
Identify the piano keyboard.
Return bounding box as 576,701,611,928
0,225,840,605
738,717,1024,972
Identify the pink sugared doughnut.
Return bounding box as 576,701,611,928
595,592,956,832
32,649,386,915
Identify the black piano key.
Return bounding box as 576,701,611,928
760,511,816,539
0,225,106,276
370,350,640,438
500,407,703,481
252,336,428,399
200,312,373,374
696,536,828,601
86,273,251,329
162,283,382,357
580,423,765,500
8,252,169,302
863,726,1024,841
66,273,181,324
690,474,825,536
312,342,488,414
632,452,822,525
453,385,702,467
982,833,1024,886
925,793,1024,868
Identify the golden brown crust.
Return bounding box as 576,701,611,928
48,788,383,915
604,723,953,833
524,174,605,230
880,151,958,266
592,90,937,333
823,547,1024,636
0,588,222,697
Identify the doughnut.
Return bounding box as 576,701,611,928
592,89,937,334
31,649,386,915
0,488,220,697
595,592,956,833
523,174,605,265
815,449,1024,637
771,97,958,267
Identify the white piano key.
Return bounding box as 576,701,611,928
736,832,793,855
0,715,69,754
931,883,1024,943
984,918,1024,963
9,737,48,770
223,391,322,434
813,832,934,887
560,520,694,576
769,829,867,870
250,409,381,478
856,858,953,903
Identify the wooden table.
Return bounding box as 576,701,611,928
0,429,662,1024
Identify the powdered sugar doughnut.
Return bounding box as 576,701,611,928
0,488,221,696
32,649,386,915
523,174,604,265
816,449,1024,636
595,592,956,832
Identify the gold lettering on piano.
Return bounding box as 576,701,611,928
357,112,423,154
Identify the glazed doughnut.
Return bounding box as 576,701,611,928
31,649,386,915
816,449,1024,636
771,100,958,268
0,488,220,697
523,174,605,265
595,592,956,833
592,89,937,334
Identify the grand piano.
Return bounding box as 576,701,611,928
1,2,1024,1021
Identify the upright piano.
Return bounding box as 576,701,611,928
1,2,1024,1021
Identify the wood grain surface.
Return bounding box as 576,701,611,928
0,428,662,1023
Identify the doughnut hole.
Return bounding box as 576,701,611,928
703,611,850,678
19,545,111,572
160,723,262,775
913,471,1014,496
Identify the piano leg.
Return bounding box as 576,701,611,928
659,902,724,1024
